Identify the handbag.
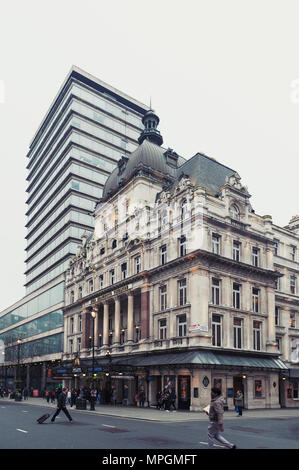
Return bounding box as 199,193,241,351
235,405,239,413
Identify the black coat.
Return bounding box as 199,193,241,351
57,391,67,408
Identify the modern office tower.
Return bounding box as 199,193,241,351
0,66,149,391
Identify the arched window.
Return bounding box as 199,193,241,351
230,204,240,220
112,239,117,249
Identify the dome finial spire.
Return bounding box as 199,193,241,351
138,107,163,146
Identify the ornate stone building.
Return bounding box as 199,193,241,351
61,109,298,411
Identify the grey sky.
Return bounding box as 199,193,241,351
0,0,298,311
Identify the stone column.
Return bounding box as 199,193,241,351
222,276,231,308
103,303,109,347
189,269,210,345
266,286,277,352
127,293,134,343
141,288,150,340
81,309,90,350
26,364,30,389
114,297,121,346
92,306,99,348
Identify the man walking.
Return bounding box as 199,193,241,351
235,390,243,416
206,387,236,449
51,387,73,423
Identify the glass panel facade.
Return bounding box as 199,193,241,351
3,333,63,361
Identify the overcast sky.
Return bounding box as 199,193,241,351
0,0,299,311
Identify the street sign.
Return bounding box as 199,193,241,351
189,323,208,332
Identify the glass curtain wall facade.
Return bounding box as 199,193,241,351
0,67,148,391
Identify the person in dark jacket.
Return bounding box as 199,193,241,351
51,388,73,422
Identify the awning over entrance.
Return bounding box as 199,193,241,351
112,350,288,371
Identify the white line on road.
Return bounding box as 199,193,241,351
22,411,29,413
199,442,225,448
102,424,116,428
16,429,28,433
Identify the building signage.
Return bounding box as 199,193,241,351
72,367,82,373
90,284,132,304
189,323,208,332
57,369,67,374
88,367,103,372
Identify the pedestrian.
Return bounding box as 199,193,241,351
164,389,171,412
169,389,176,411
51,387,73,423
206,387,236,449
97,387,102,404
134,392,139,407
138,390,145,407
51,389,55,403
156,391,162,410
235,390,244,417
67,388,72,406
45,390,50,403
71,388,76,407
23,387,28,400
112,387,117,406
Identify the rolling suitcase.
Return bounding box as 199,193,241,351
37,413,51,424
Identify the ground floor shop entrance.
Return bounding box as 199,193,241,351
178,375,190,410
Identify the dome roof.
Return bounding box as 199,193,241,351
102,139,185,201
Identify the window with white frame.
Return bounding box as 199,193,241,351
233,283,241,309
179,235,186,257
233,317,243,349
135,256,141,274
290,275,296,294
293,382,299,399
252,247,259,267
110,269,115,285
177,314,187,337
70,317,74,334
291,245,296,262
276,335,281,351
89,279,94,293
161,245,167,265
211,278,221,305
99,274,104,289
69,339,73,354
178,278,187,306
78,314,82,332
290,312,296,328
121,262,127,279
275,307,280,326
160,285,167,311
212,234,221,255
77,337,81,352
273,239,279,256
159,318,167,339
135,326,141,342
233,240,241,262
253,321,262,350
212,314,222,347
275,276,280,290
252,287,260,313
78,286,83,299
70,291,74,303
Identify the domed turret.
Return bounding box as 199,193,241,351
138,109,163,146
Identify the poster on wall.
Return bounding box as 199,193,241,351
164,376,175,392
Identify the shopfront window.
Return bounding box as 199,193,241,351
255,380,263,398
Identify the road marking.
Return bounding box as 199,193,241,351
16,429,28,433
1,406,6,408
102,424,116,428
22,411,29,413
199,441,225,448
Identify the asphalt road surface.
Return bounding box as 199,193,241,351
1,400,299,450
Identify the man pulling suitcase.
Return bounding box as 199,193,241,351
51,387,73,423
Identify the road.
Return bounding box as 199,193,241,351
1,399,299,450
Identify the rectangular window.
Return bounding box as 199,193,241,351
110,269,115,285
212,234,221,255
275,276,280,290
70,317,74,334
78,314,82,333
78,286,83,299
233,317,243,349
255,380,263,398
177,314,187,337
70,291,74,303
160,285,167,311
291,245,296,262
294,382,299,399
233,283,241,309
159,318,167,339
290,276,296,294
252,287,260,313
161,245,167,265
178,279,187,306
233,241,241,262
77,337,81,352
252,247,259,267
121,262,127,279
135,256,141,274
290,312,296,328
99,274,104,289
276,336,281,351
211,278,220,305
89,279,94,293
253,321,261,351
179,236,186,257
69,339,73,354
275,307,280,326
212,314,222,347
273,239,279,256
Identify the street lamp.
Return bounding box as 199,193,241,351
90,310,96,410
16,338,22,396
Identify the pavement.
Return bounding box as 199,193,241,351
3,396,299,422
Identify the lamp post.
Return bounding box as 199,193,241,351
90,310,96,410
